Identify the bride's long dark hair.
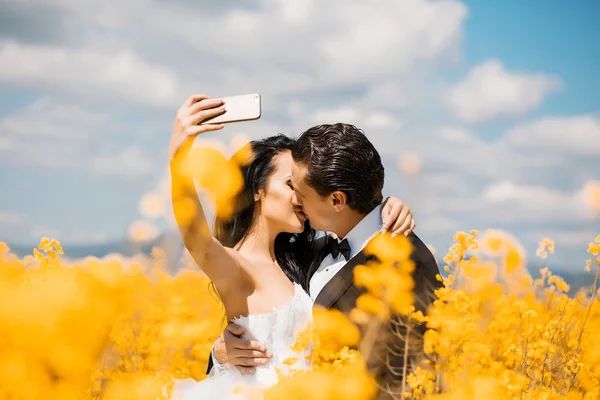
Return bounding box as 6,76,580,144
213,134,316,288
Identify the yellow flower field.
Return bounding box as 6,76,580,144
1,231,599,399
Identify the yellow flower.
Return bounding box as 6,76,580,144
356,293,390,320
127,219,160,243
138,193,166,219
231,141,254,166
505,246,523,274
264,365,376,400
185,146,244,219
548,275,570,293
103,373,169,400
536,238,555,259
311,307,361,354
589,242,600,256
486,237,503,252
349,308,371,325
397,152,423,175
581,179,600,217
2,226,600,399
364,232,412,263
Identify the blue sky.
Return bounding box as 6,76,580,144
0,0,598,271
463,0,600,116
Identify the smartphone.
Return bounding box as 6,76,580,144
202,93,261,125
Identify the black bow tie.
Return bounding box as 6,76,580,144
323,236,351,261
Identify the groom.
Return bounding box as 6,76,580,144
208,123,441,398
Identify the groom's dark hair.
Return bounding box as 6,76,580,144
292,123,384,215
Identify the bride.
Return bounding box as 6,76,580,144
168,95,415,399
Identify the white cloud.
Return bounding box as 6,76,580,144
59,230,109,246
446,59,562,123
1,0,469,105
138,0,467,97
484,181,565,204
11,0,76,8
307,107,401,154
439,126,472,143
505,115,600,155
30,226,61,240
0,212,21,225
90,146,155,178
423,172,470,193
316,1,467,83
0,97,110,139
482,180,587,221
0,41,182,108
411,125,501,179
0,137,12,150
404,115,599,188
421,216,459,234
312,106,360,124
0,98,129,169
280,0,314,25
365,112,394,129
286,101,305,119
358,82,412,112
524,229,598,248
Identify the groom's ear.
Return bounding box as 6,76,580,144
330,191,348,211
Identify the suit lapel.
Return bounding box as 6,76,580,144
314,250,371,309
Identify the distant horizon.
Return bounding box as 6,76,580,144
3,230,594,286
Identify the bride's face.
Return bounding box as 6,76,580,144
257,151,307,234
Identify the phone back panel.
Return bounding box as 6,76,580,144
203,93,261,124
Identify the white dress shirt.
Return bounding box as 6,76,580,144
308,204,383,300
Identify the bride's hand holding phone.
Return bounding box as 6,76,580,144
168,95,226,162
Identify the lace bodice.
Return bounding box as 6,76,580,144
172,284,314,399
213,283,314,386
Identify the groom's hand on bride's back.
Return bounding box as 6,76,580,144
214,322,273,375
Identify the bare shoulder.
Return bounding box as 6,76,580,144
209,244,257,279
206,240,245,264
200,239,248,293
205,242,255,301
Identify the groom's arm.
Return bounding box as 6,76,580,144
205,335,235,374
205,323,273,375
205,342,215,374
205,338,222,374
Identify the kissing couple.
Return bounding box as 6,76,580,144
168,95,441,399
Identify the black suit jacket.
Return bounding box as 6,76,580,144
309,232,441,399
310,232,440,313
206,232,441,398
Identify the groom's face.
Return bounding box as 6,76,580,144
290,161,336,232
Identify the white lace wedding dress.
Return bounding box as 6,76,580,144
171,283,314,399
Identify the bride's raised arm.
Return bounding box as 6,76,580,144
169,95,238,295
380,196,416,237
